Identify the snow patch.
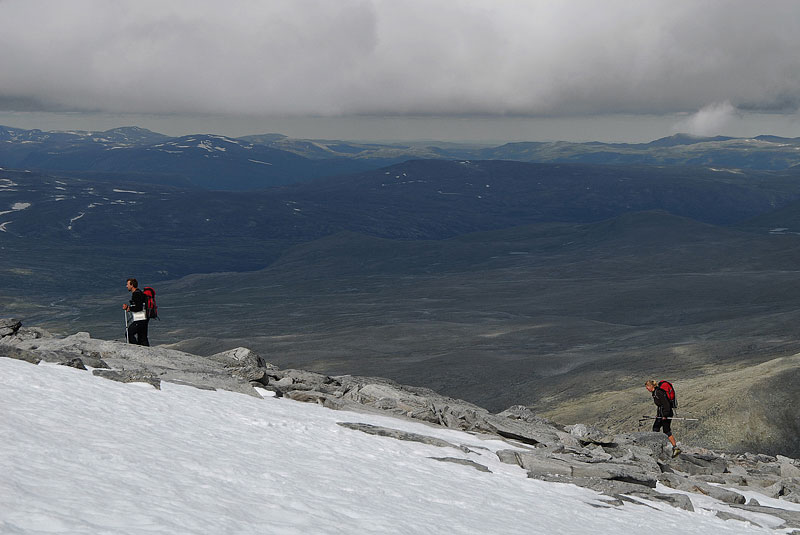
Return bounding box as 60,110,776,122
708,167,744,174
196,140,226,152
112,189,146,195
67,212,85,230
248,159,272,165
0,203,30,215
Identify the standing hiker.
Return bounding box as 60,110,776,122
123,277,149,346
645,379,680,457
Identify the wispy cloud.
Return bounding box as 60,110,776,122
674,101,740,137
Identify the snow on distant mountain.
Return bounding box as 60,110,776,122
0,127,376,190
0,125,169,146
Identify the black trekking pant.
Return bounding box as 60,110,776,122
127,320,149,346
653,416,672,437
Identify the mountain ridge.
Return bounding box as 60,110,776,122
7,125,800,191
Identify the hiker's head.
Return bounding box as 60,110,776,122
644,380,657,392
126,278,138,291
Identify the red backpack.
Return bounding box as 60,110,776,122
658,380,677,408
142,287,158,320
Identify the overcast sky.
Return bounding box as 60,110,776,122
2,0,800,142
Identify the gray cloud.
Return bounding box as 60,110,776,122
2,0,800,120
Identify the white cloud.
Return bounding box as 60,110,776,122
673,101,739,137
1,0,800,119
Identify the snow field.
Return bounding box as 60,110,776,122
0,357,785,534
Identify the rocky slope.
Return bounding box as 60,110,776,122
4,316,800,529
541,354,800,458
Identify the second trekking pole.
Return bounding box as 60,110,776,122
638,416,699,422
124,309,129,343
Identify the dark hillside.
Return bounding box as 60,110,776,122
2,160,800,294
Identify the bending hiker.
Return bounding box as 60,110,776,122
123,277,149,346
645,379,680,457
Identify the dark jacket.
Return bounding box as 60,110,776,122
129,289,146,315
652,387,673,418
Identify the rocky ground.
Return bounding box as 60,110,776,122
4,316,800,531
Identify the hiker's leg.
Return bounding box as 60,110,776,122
652,418,662,433
662,420,676,446
127,322,138,344
668,435,677,447
140,320,149,347
128,321,143,344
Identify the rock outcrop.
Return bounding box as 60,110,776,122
4,317,800,529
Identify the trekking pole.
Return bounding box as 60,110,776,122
124,309,129,343
638,416,699,422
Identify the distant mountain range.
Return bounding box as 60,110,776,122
245,131,800,171
3,125,800,193
0,126,380,190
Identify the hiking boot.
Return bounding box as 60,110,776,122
672,447,682,458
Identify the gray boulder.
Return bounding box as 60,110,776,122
9,331,265,397
336,377,492,433
0,317,22,337
566,423,616,445
669,452,728,475
777,455,800,478
59,357,87,370
659,472,746,504
275,369,342,394
285,390,345,409
612,432,670,459
729,503,800,529
0,318,50,343
567,461,657,487
551,444,614,464
0,344,42,364
604,445,663,474
336,422,469,452
484,410,565,447
637,491,695,512
92,369,161,389
534,475,662,502
512,451,574,478
429,457,491,473
207,347,273,385
779,480,800,504
499,447,657,487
